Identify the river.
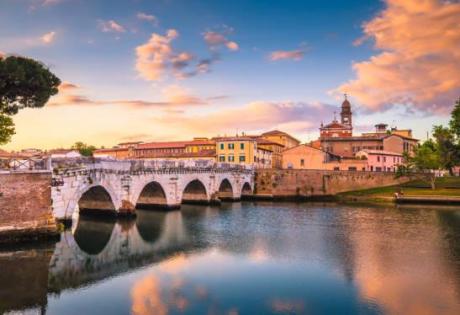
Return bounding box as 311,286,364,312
1,202,459,315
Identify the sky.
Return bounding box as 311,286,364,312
1,0,459,150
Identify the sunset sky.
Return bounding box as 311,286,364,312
1,0,459,150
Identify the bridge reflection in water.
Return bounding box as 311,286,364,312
1,203,460,315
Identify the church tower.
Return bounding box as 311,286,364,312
340,94,352,127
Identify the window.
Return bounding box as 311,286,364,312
220,143,224,150
377,156,380,162
228,143,234,150
376,167,382,172
240,143,245,150
219,155,225,162
228,155,235,162
383,156,386,162
300,159,305,167
334,167,340,171
239,155,246,162
348,167,357,171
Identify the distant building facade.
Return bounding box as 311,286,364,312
215,136,272,169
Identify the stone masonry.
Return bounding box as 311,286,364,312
0,171,58,242
254,169,409,198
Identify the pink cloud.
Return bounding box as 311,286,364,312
203,31,239,51
334,0,460,114
269,49,305,61
99,20,126,33
137,12,158,25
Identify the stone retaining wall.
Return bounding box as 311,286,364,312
0,172,58,242
254,169,408,198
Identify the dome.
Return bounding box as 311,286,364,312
342,99,351,108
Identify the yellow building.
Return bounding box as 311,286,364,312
260,130,301,150
215,136,272,168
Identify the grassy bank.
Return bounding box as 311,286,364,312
338,177,460,201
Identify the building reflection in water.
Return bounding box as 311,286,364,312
0,202,459,314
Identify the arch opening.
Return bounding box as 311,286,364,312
218,178,235,201
182,179,208,204
78,185,117,217
73,217,115,255
136,181,168,210
241,182,253,199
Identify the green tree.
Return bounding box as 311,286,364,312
432,125,459,175
406,140,441,189
449,97,460,139
72,141,96,157
0,55,61,144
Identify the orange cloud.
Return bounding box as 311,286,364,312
269,49,305,61
40,31,56,44
99,20,126,33
335,0,460,114
203,31,239,51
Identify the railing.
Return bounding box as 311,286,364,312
0,156,51,172
51,157,254,176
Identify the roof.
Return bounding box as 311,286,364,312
142,149,216,158
117,141,143,145
48,149,79,154
320,121,351,129
357,149,403,156
321,133,418,142
255,137,285,147
261,130,301,143
282,143,340,158
214,136,256,142
94,147,128,153
137,140,215,149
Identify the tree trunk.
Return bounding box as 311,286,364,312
430,175,436,190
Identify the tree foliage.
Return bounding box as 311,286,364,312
0,55,61,144
72,141,96,157
449,98,460,139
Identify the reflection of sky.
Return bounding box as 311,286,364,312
45,203,460,315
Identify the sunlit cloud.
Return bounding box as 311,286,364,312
49,81,208,107
335,0,460,114
131,276,167,315
269,49,305,61
99,19,126,33
270,298,305,313
203,31,239,51
40,31,56,44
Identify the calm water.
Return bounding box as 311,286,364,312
1,202,460,315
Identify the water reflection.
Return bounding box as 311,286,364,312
0,202,459,314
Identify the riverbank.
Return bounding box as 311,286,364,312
336,177,460,204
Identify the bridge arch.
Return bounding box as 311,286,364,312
241,182,253,199
76,185,119,217
218,178,235,201
135,181,168,210
181,179,209,204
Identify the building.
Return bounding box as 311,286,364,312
282,144,339,169
215,136,272,168
93,147,133,159
319,96,418,157
260,130,301,150
134,138,215,159
48,149,82,159
355,150,403,172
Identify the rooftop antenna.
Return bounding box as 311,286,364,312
333,111,337,121
344,93,347,100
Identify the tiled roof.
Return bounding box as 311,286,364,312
94,147,128,153
137,140,215,149
143,149,216,158
261,130,301,143
357,149,403,156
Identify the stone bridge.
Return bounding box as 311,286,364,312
51,158,254,223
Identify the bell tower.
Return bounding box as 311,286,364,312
340,94,352,127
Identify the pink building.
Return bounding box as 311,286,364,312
356,150,403,172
